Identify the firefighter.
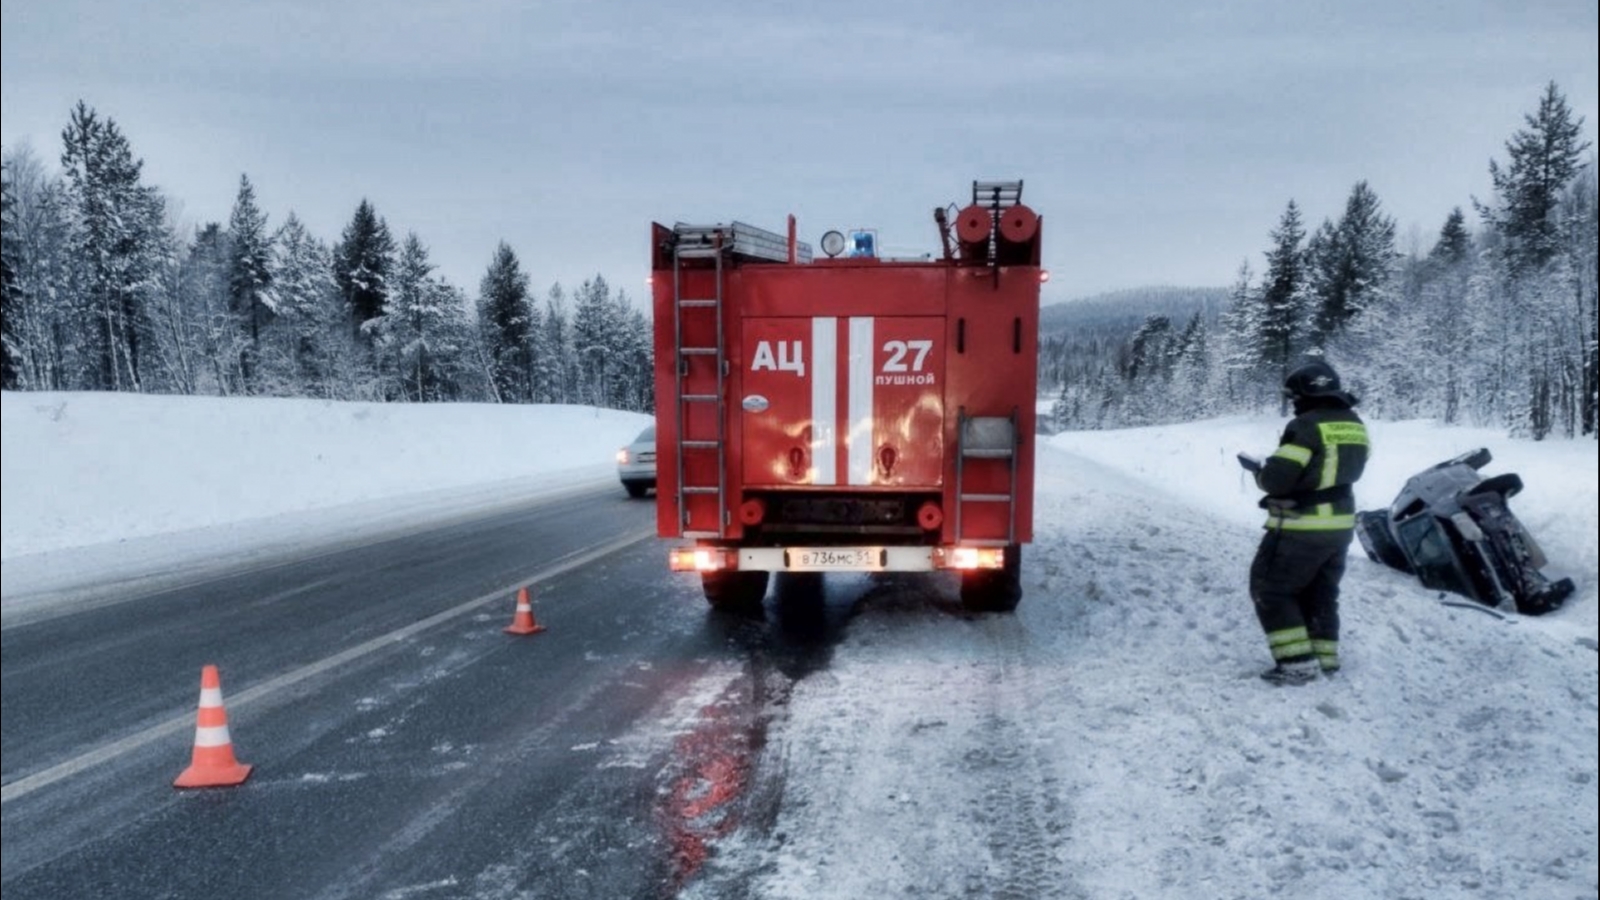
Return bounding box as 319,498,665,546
1242,359,1370,685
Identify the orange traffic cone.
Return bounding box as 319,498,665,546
174,664,252,788
505,585,546,635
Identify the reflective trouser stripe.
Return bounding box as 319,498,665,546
1267,514,1355,531
1313,639,1339,669
1268,626,1312,661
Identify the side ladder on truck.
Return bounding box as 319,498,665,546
670,222,812,538
954,406,1021,546
671,227,730,539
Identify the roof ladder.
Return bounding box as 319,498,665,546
973,180,1023,287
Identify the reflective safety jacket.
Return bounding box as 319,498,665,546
1255,405,1370,532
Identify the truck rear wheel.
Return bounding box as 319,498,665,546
959,544,1022,612
702,570,769,612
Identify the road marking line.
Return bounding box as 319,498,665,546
0,529,654,805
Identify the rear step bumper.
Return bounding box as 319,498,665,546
670,544,1009,573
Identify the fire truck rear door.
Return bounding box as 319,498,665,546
741,316,944,488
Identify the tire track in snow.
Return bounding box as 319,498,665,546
966,619,1089,900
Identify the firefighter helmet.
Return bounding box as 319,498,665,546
1282,360,1355,404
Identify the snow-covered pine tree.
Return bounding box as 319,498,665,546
430,281,489,401
1475,83,1593,438
1476,82,1591,276
1304,181,1398,352
1429,207,1471,267
269,213,353,398
58,101,168,392
137,214,183,395
140,220,202,396
1411,209,1479,423
1170,311,1211,416
0,146,73,390
385,234,483,402
539,284,574,403
1,157,20,389
573,275,622,408
1301,219,1340,352
1119,314,1172,425
1561,166,1598,437
478,241,533,403
179,223,246,394
334,199,394,343
1240,202,1310,412
388,232,436,400
522,284,545,404
1457,243,1507,428
227,174,274,390
1216,259,1262,409
1315,182,1399,409
611,294,653,413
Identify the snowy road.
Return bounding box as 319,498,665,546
2,405,1595,900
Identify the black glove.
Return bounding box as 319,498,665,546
1237,453,1263,474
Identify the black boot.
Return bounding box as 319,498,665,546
1260,658,1320,686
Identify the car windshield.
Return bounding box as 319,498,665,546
635,426,655,443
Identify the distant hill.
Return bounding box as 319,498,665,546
1039,286,1229,336
1035,286,1232,429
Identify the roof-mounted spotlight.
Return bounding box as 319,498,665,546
820,230,846,258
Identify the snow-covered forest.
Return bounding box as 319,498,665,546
1047,82,1598,441
0,102,653,410
2,84,1595,442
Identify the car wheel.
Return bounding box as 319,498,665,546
1466,473,1523,500
623,481,648,499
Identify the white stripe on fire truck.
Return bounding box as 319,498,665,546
848,316,875,485
811,317,837,485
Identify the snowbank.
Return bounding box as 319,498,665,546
1,391,653,560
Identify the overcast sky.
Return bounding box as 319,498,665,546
3,0,1596,306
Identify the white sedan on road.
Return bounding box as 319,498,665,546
616,425,656,498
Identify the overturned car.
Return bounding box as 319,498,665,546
1355,448,1574,615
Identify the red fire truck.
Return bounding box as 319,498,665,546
650,180,1042,612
